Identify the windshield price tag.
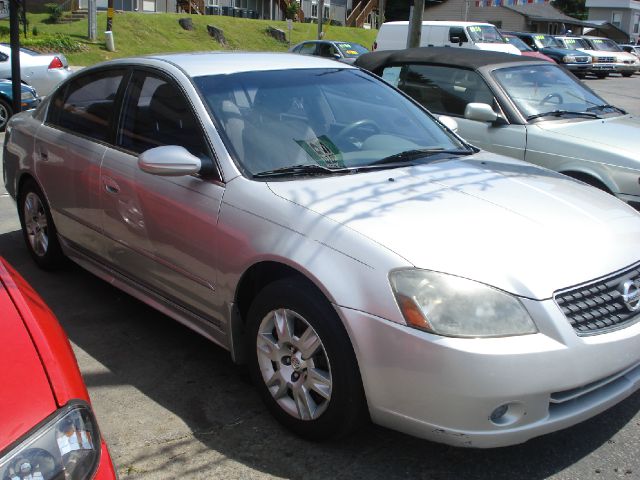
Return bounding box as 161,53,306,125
296,136,345,168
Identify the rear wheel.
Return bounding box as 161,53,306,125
622,72,633,77
246,278,367,440
0,98,13,132
18,179,66,270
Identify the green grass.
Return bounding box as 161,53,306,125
0,12,377,66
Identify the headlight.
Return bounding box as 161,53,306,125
0,402,101,480
20,91,35,100
562,55,577,63
389,269,537,338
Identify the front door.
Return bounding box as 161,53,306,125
100,71,225,324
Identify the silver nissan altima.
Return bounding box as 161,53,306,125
4,52,640,448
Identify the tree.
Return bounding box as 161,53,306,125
552,0,587,20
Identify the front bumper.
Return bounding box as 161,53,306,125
564,63,592,72
339,298,640,448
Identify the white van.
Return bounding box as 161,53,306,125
374,21,521,55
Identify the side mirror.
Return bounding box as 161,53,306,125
138,145,201,176
333,53,341,59
438,115,459,133
450,36,460,44
464,102,499,122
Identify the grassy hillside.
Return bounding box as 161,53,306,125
0,12,378,66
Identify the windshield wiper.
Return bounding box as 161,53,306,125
253,164,351,178
372,148,475,166
527,110,601,121
587,104,627,114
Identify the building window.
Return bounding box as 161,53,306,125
612,11,622,28
311,2,317,17
634,13,639,34
323,5,329,18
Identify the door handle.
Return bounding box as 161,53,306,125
102,176,120,195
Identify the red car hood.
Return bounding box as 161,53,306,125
0,262,56,451
521,51,555,63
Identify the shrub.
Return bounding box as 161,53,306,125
44,3,63,24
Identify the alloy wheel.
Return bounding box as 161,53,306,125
23,192,49,257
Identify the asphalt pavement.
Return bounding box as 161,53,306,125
2,72,640,480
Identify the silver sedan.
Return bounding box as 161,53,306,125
4,52,640,448
0,44,71,96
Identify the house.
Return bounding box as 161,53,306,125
422,0,590,34
586,0,640,43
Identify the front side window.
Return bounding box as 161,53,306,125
47,70,124,142
194,68,467,176
117,73,210,161
389,64,495,117
298,42,317,55
493,64,610,119
449,26,468,43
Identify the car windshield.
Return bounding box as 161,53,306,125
589,38,623,52
466,25,505,44
558,37,590,49
335,42,368,58
492,64,613,120
532,34,562,48
194,68,468,177
505,36,532,52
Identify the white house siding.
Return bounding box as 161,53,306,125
588,6,640,41
423,0,527,32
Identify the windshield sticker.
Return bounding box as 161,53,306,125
338,43,352,48
534,35,545,40
296,136,345,168
469,26,482,32
345,50,359,55
382,66,401,86
565,38,576,44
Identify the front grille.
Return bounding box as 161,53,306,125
594,56,615,63
575,56,590,63
554,263,640,335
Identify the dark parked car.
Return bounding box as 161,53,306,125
0,79,39,131
289,40,369,64
509,32,593,76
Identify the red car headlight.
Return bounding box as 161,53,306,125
0,401,101,480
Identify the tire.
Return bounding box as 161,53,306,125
622,72,633,77
595,72,609,79
246,278,367,440
18,179,66,270
0,98,13,132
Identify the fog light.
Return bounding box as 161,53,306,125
489,402,525,427
490,404,509,423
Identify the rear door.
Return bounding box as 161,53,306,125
35,68,126,256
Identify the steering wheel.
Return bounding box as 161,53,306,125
335,119,381,142
539,93,563,106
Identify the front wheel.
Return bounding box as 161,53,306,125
18,179,66,270
595,72,609,79
622,72,633,77
246,278,367,440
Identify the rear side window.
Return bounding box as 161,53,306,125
48,70,124,142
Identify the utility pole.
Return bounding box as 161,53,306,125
378,0,385,27
88,0,97,41
407,0,424,48
9,0,21,115
317,0,324,39
106,0,114,31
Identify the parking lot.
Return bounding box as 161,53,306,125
2,72,640,480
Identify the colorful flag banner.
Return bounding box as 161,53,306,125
475,0,549,5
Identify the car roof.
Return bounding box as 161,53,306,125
101,52,354,77
355,47,545,73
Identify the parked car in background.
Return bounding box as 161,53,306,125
0,44,71,96
374,21,521,55
509,32,592,76
0,257,116,480
581,36,640,77
554,36,617,78
356,47,640,208
6,52,640,449
289,40,369,64
502,33,555,62
0,79,39,131
619,44,640,60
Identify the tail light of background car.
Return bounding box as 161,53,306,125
48,57,64,70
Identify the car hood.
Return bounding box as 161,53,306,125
0,267,56,451
268,154,640,300
521,51,555,63
477,43,521,55
534,114,640,159
541,47,585,57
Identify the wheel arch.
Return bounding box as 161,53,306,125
560,169,614,194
